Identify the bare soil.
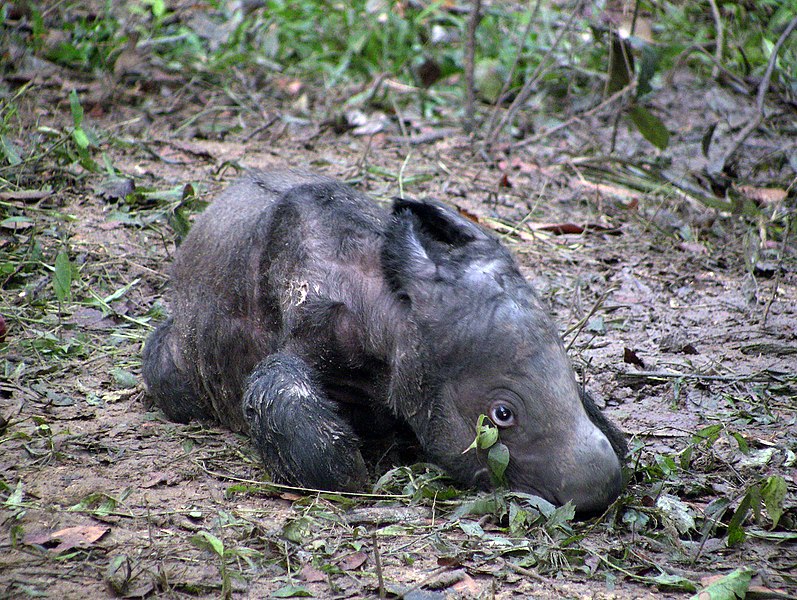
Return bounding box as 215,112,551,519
1,12,796,600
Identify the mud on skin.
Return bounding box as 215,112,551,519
142,169,627,514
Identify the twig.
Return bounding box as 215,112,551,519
242,115,279,142
463,0,482,134
608,0,639,152
196,464,408,499
385,128,459,146
484,0,542,136
503,560,549,583
489,0,586,145
711,14,797,174
512,84,633,149
707,0,724,79
564,287,618,352
616,370,785,383
763,217,789,326
372,532,385,599
396,566,449,599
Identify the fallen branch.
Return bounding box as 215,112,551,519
710,14,797,175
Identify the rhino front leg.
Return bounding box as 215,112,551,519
142,319,210,424
243,353,368,492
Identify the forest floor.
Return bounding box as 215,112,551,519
1,2,796,599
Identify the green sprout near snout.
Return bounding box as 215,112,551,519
464,414,510,488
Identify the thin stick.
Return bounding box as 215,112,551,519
484,0,542,136
712,14,797,172
489,0,585,145
511,84,633,149
617,370,785,383
763,218,789,326
372,532,385,599
463,0,482,133
707,0,724,79
564,287,618,352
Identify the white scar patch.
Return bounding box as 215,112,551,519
287,280,309,306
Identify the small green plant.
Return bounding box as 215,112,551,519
191,531,233,598
464,414,509,487
724,475,787,546
42,4,123,72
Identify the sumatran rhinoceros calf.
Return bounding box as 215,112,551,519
143,169,627,514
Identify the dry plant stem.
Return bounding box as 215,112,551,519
713,14,797,173
463,0,482,134
489,0,586,145
618,370,778,383
707,0,724,79
564,287,617,352
396,566,449,599
503,561,549,583
763,219,789,327
372,532,385,600
512,84,634,149
670,44,747,89
609,0,639,152
484,0,542,136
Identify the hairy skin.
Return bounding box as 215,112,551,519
143,169,626,514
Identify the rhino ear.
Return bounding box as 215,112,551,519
381,197,495,298
391,197,489,247
381,208,434,295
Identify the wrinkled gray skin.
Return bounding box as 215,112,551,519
143,170,626,514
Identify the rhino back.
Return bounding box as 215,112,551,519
162,170,393,430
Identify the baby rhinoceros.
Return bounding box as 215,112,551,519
143,169,626,514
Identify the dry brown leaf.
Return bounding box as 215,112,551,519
452,573,482,595
532,222,621,235
300,564,326,583
0,189,52,202
736,185,787,205
338,551,368,571
25,525,110,553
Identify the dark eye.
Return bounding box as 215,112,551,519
490,403,515,428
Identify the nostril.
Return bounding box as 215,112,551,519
564,431,624,514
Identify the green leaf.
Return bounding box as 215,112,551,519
656,493,695,534
606,34,633,95
53,251,73,303
69,89,84,127
450,493,504,519
628,105,669,150
653,573,697,592
693,424,723,445
688,567,753,600
272,584,313,598
464,414,498,452
487,442,509,483
112,368,138,389
478,424,498,449
760,476,786,528
730,432,749,454
637,43,661,97
282,517,311,543
4,481,24,508
72,127,90,149
0,135,22,165
458,519,485,538
727,491,754,546
190,531,224,557
474,59,506,104
545,501,575,530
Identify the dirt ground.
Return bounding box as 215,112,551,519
2,7,796,600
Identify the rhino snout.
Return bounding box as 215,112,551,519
557,423,623,515
508,419,623,515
